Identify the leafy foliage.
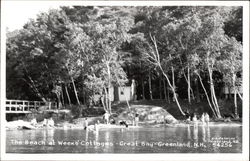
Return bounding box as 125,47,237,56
6,6,242,118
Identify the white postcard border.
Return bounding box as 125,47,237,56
1,1,249,161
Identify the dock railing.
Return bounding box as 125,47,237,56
5,99,57,113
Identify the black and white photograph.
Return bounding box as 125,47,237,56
0,0,249,160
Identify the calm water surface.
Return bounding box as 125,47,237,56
6,125,242,153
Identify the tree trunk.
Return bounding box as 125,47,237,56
159,75,162,99
195,77,201,103
171,65,177,104
108,87,112,113
148,72,153,100
195,71,217,117
150,34,184,115
106,62,112,114
141,77,145,100
233,74,238,117
100,94,106,111
61,84,65,106
208,68,221,118
187,66,191,104
65,84,71,106
61,84,65,107
163,78,167,101
71,77,80,105
56,93,62,109
25,75,47,102
228,86,232,99
163,78,170,104
159,65,185,116
167,84,170,104
171,68,175,93
178,57,195,102
237,89,243,100
103,87,108,112
23,64,47,102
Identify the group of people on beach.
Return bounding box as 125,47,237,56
43,118,55,127
83,111,140,130
29,117,55,128
103,111,139,127
186,112,210,125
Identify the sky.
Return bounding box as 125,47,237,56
3,1,60,31
2,0,247,31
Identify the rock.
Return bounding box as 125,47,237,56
72,117,103,126
146,107,168,123
117,105,178,124
164,115,178,124
6,120,36,129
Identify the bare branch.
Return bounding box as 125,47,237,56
149,33,160,63
178,35,186,50
236,89,243,100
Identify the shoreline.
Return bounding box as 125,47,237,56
5,119,242,131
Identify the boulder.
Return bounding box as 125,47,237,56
164,114,178,124
6,120,36,130
117,105,178,124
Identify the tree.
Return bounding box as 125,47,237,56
67,7,135,113
6,9,81,105
218,37,242,117
132,7,189,115
197,11,229,118
6,6,242,119
224,7,242,42
162,13,202,104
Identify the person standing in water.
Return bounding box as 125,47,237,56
135,113,139,126
201,113,205,124
192,114,198,126
204,113,210,125
42,118,48,126
83,118,88,130
46,117,55,128
192,114,198,122
94,120,100,131
104,111,110,124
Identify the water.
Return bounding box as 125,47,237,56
6,125,242,153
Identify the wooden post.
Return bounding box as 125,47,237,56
15,101,17,111
23,101,25,112
27,101,29,111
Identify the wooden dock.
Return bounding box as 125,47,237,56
5,99,57,113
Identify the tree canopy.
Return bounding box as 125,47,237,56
6,6,243,117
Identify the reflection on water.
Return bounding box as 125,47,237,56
42,129,54,140
193,125,198,142
6,125,242,153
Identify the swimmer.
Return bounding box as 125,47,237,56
201,113,205,124
204,113,210,125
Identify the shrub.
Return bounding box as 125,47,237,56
82,107,105,117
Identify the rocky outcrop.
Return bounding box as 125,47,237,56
6,120,36,130
117,105,178,124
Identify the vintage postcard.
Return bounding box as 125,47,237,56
1,0,249,161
